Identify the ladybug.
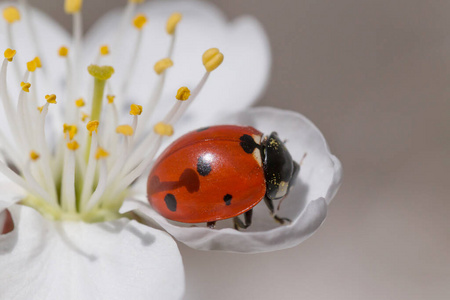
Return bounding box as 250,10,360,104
147,125,300,229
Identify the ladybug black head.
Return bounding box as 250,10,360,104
262,132,300,201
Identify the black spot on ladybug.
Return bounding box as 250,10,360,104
179,168,200,193
164,194,177,212
223,194,232,206
197,156,212,176
196,127,210,132
240,134,258,154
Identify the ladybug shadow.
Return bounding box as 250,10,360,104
148,168,200,195
96,222,156,246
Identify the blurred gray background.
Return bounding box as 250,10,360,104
30,0,449,299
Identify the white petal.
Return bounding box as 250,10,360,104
83,0,270,127
0,205,185,300
0,175,26,211
124,107,342,253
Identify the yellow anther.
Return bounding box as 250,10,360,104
107,95,115,104
20,82,31,93
100,45,109,56
59,46,69,57
3,6,20,24
133,14,147,30
75,98,85,107
86,120,99,136
153,122,174,136
27,60,37,72
202,48,224,72
63,124,78,140
33,57,42,68
45,94,57,104
4,48,16,62
166,12,182,35
95,147,109,160
87,65,114,80
175,87,191,101
116,125,134,136
81,112,89,122
65,0,83,14
67,140,80,151
130,104,143,116
154,58,173,75
30,151,40,161
129,0,145,3
37,106,44,113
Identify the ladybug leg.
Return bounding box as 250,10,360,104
233,209,253,230
264,196,291,225
206,221,216,229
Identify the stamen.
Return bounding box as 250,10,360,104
21,82,31,92
27,60,37,73
62,139,79,212
45,94,57,104
85,155,108,211
153,122,174,136
160,86,191,125
1,49,23,153
18,0,44,67
59,46,69,57
86,120,99,136
202,48,224,72
130,104,142,116
111,0,138,62
100,45,109,56
127,48,223,175
132,13,147,30
166,12,182,35
175,86,190,101
63,124,78,140
3,7,22,81
67,140,79,150
33,56,42,68
64,0,83,14
116,125,134,136
81,112,89,122
80,131,99,210
4,48,16,62
36,101,58,205
30,151,40,161
107,94,115,104
121,14,147,94
154,58,173,75
2,6,20,23
95,147,109,160
75,98,85,107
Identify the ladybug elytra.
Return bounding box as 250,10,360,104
147,125,300,229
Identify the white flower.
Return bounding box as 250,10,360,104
0,0,341,299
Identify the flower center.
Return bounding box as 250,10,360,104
0,0,224,223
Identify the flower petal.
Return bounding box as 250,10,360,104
0,205,185,300
125,107,342,253
83,0,270,128
0,174,26,211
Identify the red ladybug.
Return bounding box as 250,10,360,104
147,125,300,229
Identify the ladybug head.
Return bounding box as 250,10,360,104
262,132,300,201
